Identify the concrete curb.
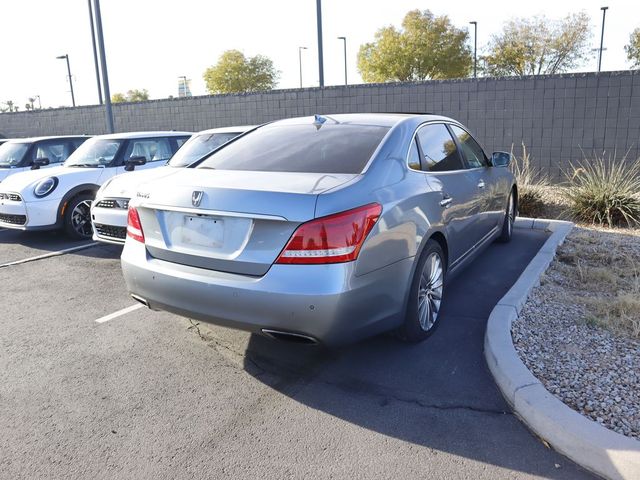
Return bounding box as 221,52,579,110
485,218,640,480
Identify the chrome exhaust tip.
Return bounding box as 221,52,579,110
261,329,319,345
130,294,149,308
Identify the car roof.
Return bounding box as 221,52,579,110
266,113,456,128
8,135,92,144
195,126,256,135
93,131,193,140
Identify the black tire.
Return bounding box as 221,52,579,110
396,239,446,343
497,190,515,243
63,193,95,240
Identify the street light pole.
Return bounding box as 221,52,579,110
597,6,608,73
87,0,103,105
92,0,114,133
316,0,324,87
298,47,307,88
56,54,76,107
469,21,477,78
337,36,347,85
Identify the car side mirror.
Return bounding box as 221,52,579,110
491,152,512,168
31,157,50,170
125,155,146,171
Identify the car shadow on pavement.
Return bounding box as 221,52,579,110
240,229,594,479
0,228,84,250
0,229,122,263
74,243,123,260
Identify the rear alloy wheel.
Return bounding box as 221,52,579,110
497,191,515,243
64,193,94,240
396,239,445,342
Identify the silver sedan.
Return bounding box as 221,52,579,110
121,114,517,346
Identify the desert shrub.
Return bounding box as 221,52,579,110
566,154,640,228
510,143,549,217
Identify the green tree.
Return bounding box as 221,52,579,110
111,89,150,103
483,12,592,76
625,28,640,68
203,49,279,94
126,89,149,102
357,9,472,82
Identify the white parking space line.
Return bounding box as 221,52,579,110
0,228,7,233
0,242,100,268
95,303,144,324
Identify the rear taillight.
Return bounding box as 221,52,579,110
276,203,382,264
126,207,145,243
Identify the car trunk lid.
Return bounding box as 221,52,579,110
135,169,357,276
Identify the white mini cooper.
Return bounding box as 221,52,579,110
0,131,191,239
0,136,90,183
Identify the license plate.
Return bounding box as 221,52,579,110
181,215,224,248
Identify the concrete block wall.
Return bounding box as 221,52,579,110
1,70,639,181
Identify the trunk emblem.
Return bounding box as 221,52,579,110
192,191,204,207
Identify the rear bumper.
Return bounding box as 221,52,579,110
121,240,415,346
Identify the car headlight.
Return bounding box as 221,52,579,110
33,177,59,198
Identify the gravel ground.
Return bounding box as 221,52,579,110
512,226,640,440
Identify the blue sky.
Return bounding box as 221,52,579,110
1,0,638,109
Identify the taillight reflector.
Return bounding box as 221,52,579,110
126,207,145,243
276,203,382,264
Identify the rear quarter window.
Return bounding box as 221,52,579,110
196,124,389,174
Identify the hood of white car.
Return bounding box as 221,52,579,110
0,169,11,182
98,166,176,200
0,165,105,197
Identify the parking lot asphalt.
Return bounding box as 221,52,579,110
0,228,595,479
0,228,95,267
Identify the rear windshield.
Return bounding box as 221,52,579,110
196,124,389,174
169,132,241,168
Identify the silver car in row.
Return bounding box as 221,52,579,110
121,114,517,346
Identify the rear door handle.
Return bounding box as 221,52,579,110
477,180,486,189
